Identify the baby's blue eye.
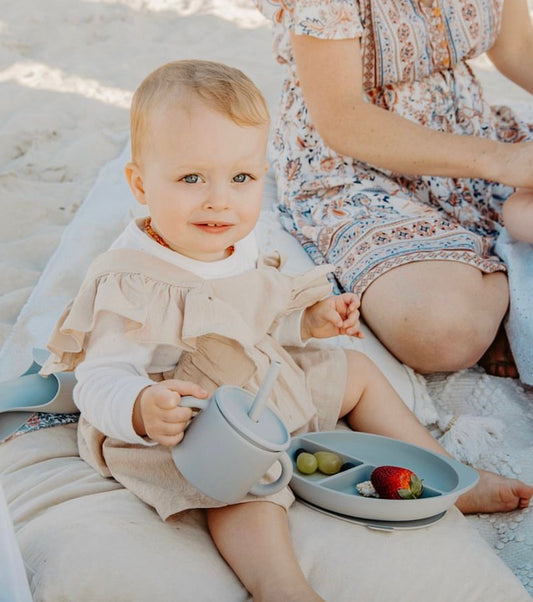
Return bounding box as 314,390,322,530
182,174,199,184
233,173,249,183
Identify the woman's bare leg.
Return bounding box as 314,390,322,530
340,350,533,513
207,502,323,602
361,261,510,374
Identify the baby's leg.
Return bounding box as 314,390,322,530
340,350,533,513
207,501,324,602
502,188,533,242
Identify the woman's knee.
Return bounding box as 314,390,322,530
397,305,496,372
360,263,508,372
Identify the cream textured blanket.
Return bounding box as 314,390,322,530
0,144,532,600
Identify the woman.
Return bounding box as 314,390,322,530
256,0,533,377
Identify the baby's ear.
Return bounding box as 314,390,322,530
124,162,147,205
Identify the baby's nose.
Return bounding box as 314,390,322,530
203,185,230,210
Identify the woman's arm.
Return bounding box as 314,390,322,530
290,32,533,187
487,0,533,94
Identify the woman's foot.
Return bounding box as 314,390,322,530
478,324,519,378
456,469,533,514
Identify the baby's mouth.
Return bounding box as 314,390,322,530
193,222,233,233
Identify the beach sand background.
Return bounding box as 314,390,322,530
1,0,532,349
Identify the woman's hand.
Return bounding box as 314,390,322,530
301,293,364,340
132,379,208,447
493,141,533,189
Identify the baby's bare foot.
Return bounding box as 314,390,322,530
456,469,533,514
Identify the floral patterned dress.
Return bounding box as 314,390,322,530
256,0,533,294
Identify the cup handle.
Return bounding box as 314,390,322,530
179,396,209,412
248,452,293,497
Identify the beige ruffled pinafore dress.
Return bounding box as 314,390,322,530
42,249,348,518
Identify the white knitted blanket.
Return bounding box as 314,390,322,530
425,371,533,591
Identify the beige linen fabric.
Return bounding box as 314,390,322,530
1,425,531,602
42,249,347,517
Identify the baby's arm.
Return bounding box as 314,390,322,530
502,188,533,243
75,312,206,446
301,293,364,340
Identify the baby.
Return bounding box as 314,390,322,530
42,60,532,601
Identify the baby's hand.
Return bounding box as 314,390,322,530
301,293,364,340
133,379,208,447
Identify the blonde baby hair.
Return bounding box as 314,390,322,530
130,59,270,162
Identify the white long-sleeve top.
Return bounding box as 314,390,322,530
73,219,305,445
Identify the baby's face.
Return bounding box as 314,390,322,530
131,99,269,262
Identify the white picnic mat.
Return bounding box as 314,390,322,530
1,142,532,596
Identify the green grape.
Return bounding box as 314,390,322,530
314,451,343,475
296,452,318,474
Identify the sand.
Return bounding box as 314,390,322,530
1,0,532,351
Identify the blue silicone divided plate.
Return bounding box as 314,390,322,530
289,431,479,522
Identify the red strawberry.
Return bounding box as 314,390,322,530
370,466,423,500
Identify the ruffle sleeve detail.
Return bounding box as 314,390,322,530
45,278,251,373
43,251,193,373
42,301,89,374
286,263,333,311
42,249,335,375
265,261,334,339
